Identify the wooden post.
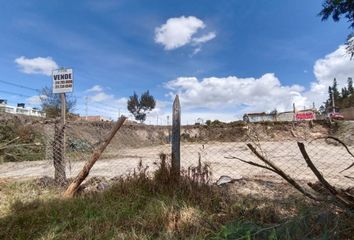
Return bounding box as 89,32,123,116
63,116,127,197
171,95,181,177
61,93,66,125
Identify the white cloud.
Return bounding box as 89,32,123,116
165,73,307,113
86,85,103,92
192,32,216,44
90,92,114,102
15,56,58,76
306,45,354,106
164,44,354,120
81,86,128,120
154,16,215,51
26,95,46,105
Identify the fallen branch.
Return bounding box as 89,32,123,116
298,142,354,209
227,141,354,210
0,137,20,150
63,116,127,197
226,144,323,201
310,136,354,173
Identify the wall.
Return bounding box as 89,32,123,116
276,112,294,122
248,114,275,123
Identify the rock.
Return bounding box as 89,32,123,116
216,175,242,186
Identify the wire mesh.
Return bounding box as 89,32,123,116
4,119,352,191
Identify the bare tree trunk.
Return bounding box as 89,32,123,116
63,116,127,197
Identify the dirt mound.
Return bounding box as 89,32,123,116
332,121,354,146
181,121,329,142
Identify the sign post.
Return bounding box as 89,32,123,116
52,68,73,184
52,67,73,123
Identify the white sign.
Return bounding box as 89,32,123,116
52,68,73,93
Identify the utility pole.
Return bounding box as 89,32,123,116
156,115,159,126
332,89,335,113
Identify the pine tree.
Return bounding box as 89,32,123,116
332,78,341,101
348,77,353,95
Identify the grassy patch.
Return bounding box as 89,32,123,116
0,120,45,163
0,162,353,239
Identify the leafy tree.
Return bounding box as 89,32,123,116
319,0,354,58
127,91,156,122
40,87,76,118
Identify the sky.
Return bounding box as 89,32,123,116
0,0,353,124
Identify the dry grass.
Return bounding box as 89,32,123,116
0,159,353,239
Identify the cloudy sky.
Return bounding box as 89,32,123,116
0,0,353,124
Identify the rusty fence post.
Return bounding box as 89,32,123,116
171,95,181,178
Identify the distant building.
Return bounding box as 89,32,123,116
276,111,294,122
0,101,46,117
244,108,317,123
243,112,276,123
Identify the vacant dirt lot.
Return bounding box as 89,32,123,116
1,140,353,189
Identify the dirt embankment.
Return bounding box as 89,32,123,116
331,121,354,146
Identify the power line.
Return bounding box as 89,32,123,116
0,79,40,92
0,90,32,98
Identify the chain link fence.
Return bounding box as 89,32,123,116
1,117,353,192
32,120,353,191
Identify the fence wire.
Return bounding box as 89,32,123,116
31,120,354,190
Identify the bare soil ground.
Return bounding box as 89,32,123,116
1,140,353,189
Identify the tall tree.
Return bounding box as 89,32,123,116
127,91,156,122
40,87,76,118
319,0,354,58
332,78,341,101
348,77,354,94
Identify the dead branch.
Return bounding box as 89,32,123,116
225,144,323,201
298,142,354,209
310,136,354,173
225,156,276,173
63,116,127,198
227,141,354,210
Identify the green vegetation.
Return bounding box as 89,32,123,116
1,161,353,240
127,90,156,122
319,0,354,58
322,78,354,112
0,120,45,163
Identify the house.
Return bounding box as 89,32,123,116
243,108,317,123
0,101,46,117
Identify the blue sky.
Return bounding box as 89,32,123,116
0,0,353,123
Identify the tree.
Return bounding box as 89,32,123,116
127,91,156,122
40,87,76,118
319,0,354,58
348,77,354,94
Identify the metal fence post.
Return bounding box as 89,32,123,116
171,95,181,177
